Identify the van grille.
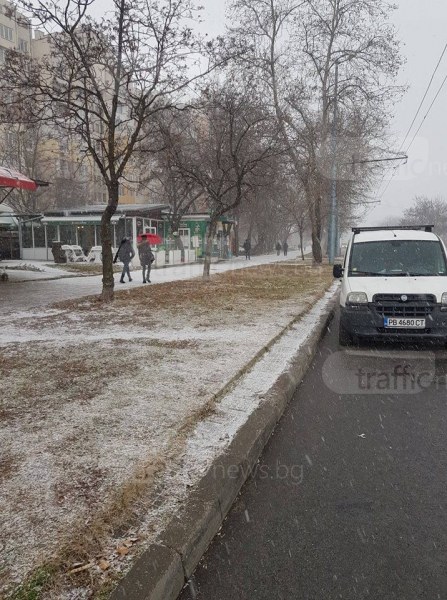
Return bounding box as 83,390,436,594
373,294,436,318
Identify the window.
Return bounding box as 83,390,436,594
0,46,6,63
18,38,28,52
94,139,103,154
33,222,45,248
349,240,447,277
0,24,13,41
59,224,75,245
22,221,32,248
59,159,69,178
46,224,58,246
6,131,17,146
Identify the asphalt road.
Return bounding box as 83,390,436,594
179,316,447,600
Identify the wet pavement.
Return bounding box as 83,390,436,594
179,317,447,600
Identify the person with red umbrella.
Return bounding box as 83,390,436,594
137,234,155,283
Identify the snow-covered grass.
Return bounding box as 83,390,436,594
0,262,333,598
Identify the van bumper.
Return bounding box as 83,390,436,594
340,305,447,342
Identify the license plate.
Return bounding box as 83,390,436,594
384,317,426,328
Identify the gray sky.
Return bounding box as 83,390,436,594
199,0,447,225
367,0,447,224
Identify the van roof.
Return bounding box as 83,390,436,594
353,230,439,243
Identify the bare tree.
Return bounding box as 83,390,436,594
237,156,289,254
401,196,447,240
169,77,281,277
229,0,403,263
1,0,223,300
140,111,204,251
277,183,309,259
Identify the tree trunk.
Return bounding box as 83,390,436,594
101,183,119,302
311,193,323,264
311,227,322,263
233,207,240,257
203,218,217,279
299,227,305,260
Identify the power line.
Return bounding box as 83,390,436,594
405,72,447,153
399,41,447,152
377,71,447,202
375,41,447,203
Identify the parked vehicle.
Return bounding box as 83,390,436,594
333,225,447,345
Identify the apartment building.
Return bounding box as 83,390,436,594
0,0,31,63
0,2,151,209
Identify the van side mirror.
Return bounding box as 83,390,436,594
333,264,343,278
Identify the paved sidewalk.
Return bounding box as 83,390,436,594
0,252,306,315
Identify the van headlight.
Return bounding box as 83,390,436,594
347,292,368,305
441,293,447,311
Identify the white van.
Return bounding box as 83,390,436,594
333,226,447,345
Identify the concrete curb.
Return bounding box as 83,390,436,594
110,290,339,600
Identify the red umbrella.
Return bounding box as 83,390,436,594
137,232,163,245
0,166,39,191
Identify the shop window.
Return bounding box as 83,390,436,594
59,223,75,245
33,222,45,247
136,218,143,236
22,221,32,248
115,219,126,243
46,224,58,246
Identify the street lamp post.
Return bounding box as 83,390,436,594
328,62,339,265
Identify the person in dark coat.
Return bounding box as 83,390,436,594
275,241,282,256
114,237,135,283
243,238,251,260
283,240,288,256
138,235,155,283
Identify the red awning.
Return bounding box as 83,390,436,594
0,166,38,191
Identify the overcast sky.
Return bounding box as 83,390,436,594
367,0,447,224
198,0,447,225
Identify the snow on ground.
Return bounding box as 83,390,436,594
142,284,339,514
0,256,329,596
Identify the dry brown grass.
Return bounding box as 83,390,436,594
52,263,332,316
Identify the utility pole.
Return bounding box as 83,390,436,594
328,62,339,265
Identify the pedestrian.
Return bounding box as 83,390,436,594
114,237,135,283
283,240,288,256
276,241,282,256
138,234,155,283
243,238,251,260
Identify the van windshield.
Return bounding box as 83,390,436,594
349,240,447,276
